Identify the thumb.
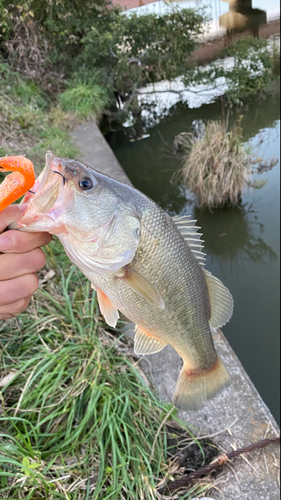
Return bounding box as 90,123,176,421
0,204,28,233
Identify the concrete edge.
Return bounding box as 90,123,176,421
71,121,280,500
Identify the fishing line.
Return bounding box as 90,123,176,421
52,170,66,185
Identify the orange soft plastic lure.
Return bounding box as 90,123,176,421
0,156,36,212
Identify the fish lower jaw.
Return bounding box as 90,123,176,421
18,214,65,233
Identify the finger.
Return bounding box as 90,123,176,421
0,274,39,307
0,204,28,233
0,230,52,253
0,313,15,320
0,295,32,320
0,248,47,280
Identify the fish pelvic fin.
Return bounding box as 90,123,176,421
173,356,230,411
134,325,167,355
96,288,119,328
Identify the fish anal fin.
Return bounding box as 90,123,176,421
134,325,167,355
116,266,165,310
96,288,119,328
174,356,230,411
204,270,234,328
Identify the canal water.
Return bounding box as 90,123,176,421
108,87,280,423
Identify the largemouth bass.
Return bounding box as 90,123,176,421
13,152,233,410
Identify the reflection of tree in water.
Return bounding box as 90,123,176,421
193,203,277,265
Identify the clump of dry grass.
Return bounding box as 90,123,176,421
181,121,252,209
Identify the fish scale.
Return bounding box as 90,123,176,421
87,194,216,369
13,152,233,411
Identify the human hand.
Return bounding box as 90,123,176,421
0,204,52,320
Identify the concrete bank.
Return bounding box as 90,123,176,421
71,122,280,500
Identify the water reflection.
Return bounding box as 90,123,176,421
220,0,266,38
109,89,280,213
194,203,277,265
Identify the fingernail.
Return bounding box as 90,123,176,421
0,235,12,251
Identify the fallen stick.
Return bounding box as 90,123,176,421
157,436,280,495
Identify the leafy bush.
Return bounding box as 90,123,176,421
1,3,277,134
78,7,206,94
0,1,207,112
184,38,276,105
221,38,275,103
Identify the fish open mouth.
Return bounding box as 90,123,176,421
21,152,62,200
9,152,68,231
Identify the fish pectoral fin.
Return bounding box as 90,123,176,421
117,266,165,310
96,288,119,328
203,270,234,328
134,325,167,355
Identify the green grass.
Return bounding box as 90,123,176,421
0,239,214,500
1,59,216,499
59,82,110,120
0,59,79,174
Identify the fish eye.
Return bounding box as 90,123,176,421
78,177,94,191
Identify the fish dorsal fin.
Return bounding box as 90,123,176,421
173,215,206,266
96,287,120,328
116,266,165,310
203,270,234,328
134,325,167,355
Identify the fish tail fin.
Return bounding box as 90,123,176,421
173,356,230,411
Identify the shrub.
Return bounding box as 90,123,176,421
184,38,276,106
0,1,207,114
